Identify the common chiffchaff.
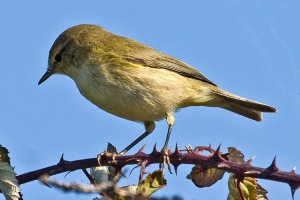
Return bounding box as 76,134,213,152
39,24,276,154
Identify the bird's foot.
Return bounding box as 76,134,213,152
97,151,118,166
160,146,172,174
96,143,120,166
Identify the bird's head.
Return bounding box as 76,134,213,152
38,24,100,85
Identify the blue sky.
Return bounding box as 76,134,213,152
1,1,300,199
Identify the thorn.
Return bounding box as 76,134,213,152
58,154,67,165
246,156,256,165
290,183,300,200
291,166,297,174
151,143,159,155
172,163,180,175
173,143,180,156
136,144,146,154
267,156,279,172
60,154,64,162
175,143,179,152
210,144,223,162
215,144,221,154
208,144,213,152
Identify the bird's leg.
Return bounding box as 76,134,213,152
163,124,173,150
160,113,175,172
119,121,155,155
119,131,150,155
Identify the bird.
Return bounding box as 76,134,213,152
38,24,276,155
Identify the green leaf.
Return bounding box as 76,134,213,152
106,171,165,200
136,170,166,196
227,174,268,200
187,165,225,188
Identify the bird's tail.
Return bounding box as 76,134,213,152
213,91,276,121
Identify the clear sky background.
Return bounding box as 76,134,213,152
1,1,300,199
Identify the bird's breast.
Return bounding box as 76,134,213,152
73,65,170,122
71,63,211,122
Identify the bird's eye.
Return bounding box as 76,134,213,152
54,54,62,63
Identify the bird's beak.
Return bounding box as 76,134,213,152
38,69,53,85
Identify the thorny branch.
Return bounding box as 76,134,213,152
16,144,300,196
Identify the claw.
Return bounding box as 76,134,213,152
160,146,173,174
97,151,119,166
166,155,172,174
97,152,104,166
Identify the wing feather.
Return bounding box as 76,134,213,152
111,34,217,86
123,50,216,86
72,25,216,86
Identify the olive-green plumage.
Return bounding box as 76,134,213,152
39,24,276,154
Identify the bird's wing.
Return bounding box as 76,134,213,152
122,47,217,86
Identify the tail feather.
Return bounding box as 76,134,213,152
224,103,263,121
214,91,276,121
